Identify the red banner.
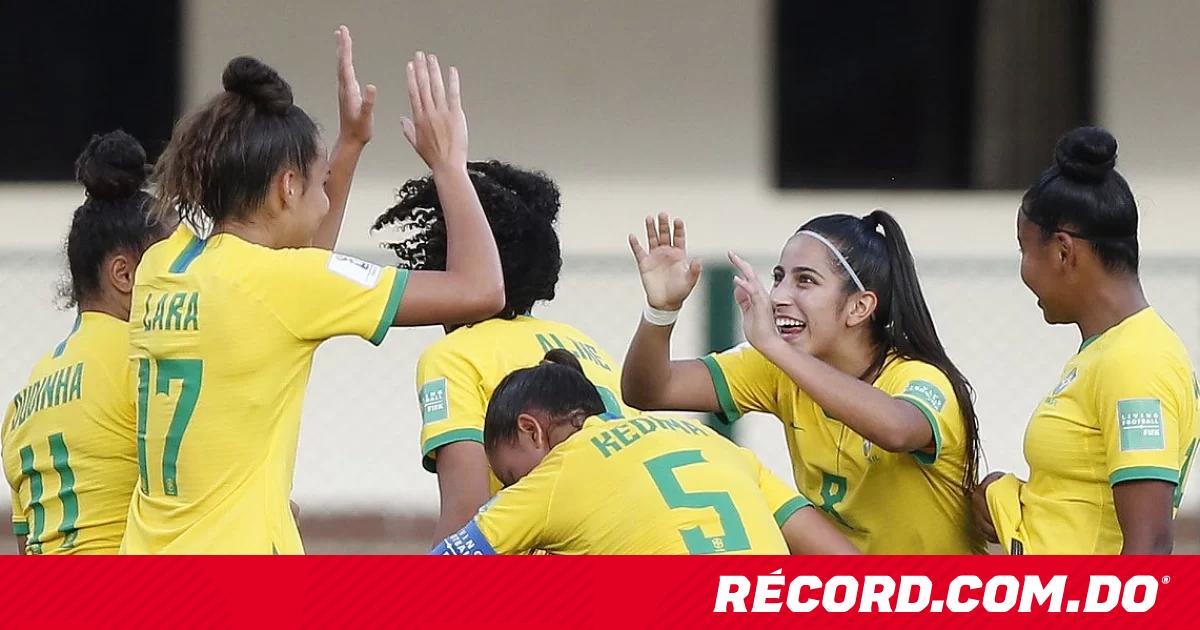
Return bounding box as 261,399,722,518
1,556,1195,627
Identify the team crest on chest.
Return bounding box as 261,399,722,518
1045,367,1078,404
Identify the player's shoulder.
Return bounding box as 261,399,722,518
881,355,955,408
138,224,194,271
1092,309,1193,376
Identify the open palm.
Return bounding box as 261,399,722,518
629,213,702,311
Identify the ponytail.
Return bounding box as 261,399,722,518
798,210,982,496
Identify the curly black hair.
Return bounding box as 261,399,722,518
373,160,562,320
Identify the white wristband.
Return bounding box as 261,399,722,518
643,304,680,326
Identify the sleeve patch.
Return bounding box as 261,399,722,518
327,253,382,288
902,380,946,412
420,378,450,424
431,519,497,555
1117,398,1166,452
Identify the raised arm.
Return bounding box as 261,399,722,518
621,214,721,412
314,25,377,250
390,52,504,326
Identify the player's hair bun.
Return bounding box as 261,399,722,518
541,348,585,374
222,56,294,115
1054,126,1117,184
74,130,150,201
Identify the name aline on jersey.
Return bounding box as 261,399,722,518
8,361,84,430
141,291,200,332
590,416,710,459
536,333,610,371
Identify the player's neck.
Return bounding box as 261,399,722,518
821,335,878,382
77,294,129,322
1073,276,1148,341
214,218,282,249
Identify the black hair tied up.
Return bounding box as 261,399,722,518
1054,126,1117,184
62,131,165,308
483,350,605,454
1022,126,1139,273
222,56,294,114
75,130,150,201
795,210,981,496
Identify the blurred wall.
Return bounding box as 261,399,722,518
1,0,1198,516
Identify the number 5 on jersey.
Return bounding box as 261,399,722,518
136,358,203,496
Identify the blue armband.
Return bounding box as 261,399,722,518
431,520,497,555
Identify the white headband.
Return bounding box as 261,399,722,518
797,230,866,292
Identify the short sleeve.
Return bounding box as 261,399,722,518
699,344,783,423
3,402,26,535
742,447,812,527
1094,355,1190,487
469,453,564,555
885,361,961,465
416,344,487,473
256,248,408,345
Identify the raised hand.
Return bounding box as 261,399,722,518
402,51,468,172
628,213,703,312
728,251,784,352
335,25,376,146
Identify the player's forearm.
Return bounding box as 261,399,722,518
622,318,678,409
313,136,367,250
432,165,505,317
1114,480,1177,555
758,340,931,452
432,442,494,543
782,508,859,555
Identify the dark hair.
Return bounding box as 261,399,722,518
153,56,320,229
483,350,604,453
1021,126,1139,273
798,210,981,495
373,160,562,319
62,130,169,307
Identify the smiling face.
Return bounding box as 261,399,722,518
769,233,876,357
1017,210,1075,324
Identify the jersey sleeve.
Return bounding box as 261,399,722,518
2,401,26,535
255,248,409,345
885,360,961,465
699,344,783,423
415,343,488,473
433,453,564,555
741,447,812,527
1094,352,1191,487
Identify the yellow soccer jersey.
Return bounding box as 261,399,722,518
987,308,1198,554
122,226,407,554
433,415,812,555
416,316,637,491
701,345,984,554
2,312,138,554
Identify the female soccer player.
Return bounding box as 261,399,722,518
374,162,637,541
973,127,1198,555
122,43,504,554
433,350,858,555
2,131,174,554
621,213,984,554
